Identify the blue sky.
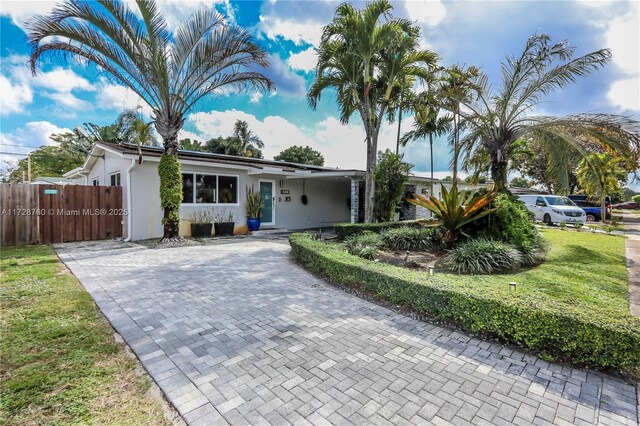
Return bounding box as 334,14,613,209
1,0,638,186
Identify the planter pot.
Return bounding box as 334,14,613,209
214,222,235,236
247,217,261,232
191,223,213,238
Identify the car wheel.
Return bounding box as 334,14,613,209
543,214,553,225
635,207,640,210
586,214,596,222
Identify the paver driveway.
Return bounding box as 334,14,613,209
56,239,638,426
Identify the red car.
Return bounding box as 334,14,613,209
613,201,640,210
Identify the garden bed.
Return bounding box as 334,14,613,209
290,229,640,377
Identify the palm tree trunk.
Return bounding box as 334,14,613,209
452,112,459,182
365,135,376,223
600,194,606,224
156,116,184,240
490,150,509,192
429,134,434,197
395,92,403,155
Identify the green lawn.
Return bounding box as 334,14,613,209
0,246,169,426
435,229,629,316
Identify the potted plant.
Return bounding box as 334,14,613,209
185,209,213,238
246,185,264,232
214,209,235,236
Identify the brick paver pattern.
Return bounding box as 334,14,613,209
56,240,639,426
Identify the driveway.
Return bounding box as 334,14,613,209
56,239,638,426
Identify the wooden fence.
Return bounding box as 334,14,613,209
1,183,123,246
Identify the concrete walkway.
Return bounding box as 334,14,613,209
622,212,640,317
56,239,638,426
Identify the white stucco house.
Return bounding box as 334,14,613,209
64,142,366,241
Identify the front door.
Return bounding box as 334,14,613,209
259,180,275,226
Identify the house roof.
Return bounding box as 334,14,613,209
98,142,365,175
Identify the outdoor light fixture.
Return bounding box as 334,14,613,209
428,266,434,277
509,281,517,291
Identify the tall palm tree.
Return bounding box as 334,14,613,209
27,0,273,239
457,34,639,192
308,0,438,223
439,64,482,182
233,120,264,157
401,89,452,197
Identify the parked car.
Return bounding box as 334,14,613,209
568,195,612,221
613,201,640,210
518,195,586,225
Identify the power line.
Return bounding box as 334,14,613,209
0,151,30,156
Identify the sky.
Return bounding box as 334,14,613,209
1,0,639,186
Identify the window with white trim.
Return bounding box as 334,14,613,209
92,177,99,186
181,173,238,204
110,172,121,186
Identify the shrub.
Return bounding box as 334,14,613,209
519,238,549,267
406,183,498,243
344,232,381,260
484,194,541,249
289,233,640,375
380,226,439,251
373,150,413,222
334,220,424,240
446,238,522,274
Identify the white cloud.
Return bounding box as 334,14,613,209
258,15,323,46
0,0,235,32
0,75,33,115
31,67,93,93
607,77,640,111
287,47,317,72
96,79,153,117
403,0,447,27
185,109,415,170
178,129,205,143
249,92,263,103
603,2,640,112
0,121,71,161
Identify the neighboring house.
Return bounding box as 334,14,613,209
31,176,79,185
64,142,365,241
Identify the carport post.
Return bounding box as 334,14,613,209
350,179,359,224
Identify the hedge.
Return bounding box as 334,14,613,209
334,220,436,240
289,233,640,375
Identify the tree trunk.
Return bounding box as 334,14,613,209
490,151,509,192
364,135,376,223
600,194,607,224
429,134,434,197
452,112,459,182
156,115,184,240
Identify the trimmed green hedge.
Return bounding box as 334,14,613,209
289,233,640,375
334,220,435,240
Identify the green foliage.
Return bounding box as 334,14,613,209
446,238,523,274
344,232,381,260
380,226,439,251
184,208,213,224
179,138,205,151
509,176,532,189
205,136,263,158
289,232,640,375
158,154,182,226
373,150,413,222
577,152,627,214
6,145,85,182
406,183,498,243
632,194,640,203
245,185,264,218
274,145,325,166
334,220,424,240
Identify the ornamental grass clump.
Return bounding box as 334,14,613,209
380,226,439,251
344,232,381,260
446,238,522,274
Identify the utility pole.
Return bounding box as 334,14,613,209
27,153,32,182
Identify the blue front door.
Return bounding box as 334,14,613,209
259,181,274,225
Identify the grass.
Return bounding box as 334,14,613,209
0,245,169,426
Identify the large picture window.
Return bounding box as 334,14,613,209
181,173,238,204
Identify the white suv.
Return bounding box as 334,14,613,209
518,195,586,225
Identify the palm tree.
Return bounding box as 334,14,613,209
308,0,438,223
577,152,627,222
27,0,273,239
116,108,157,146
233,120,264,157
439,64,482,182
401,89,452,197
457,34,639,192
